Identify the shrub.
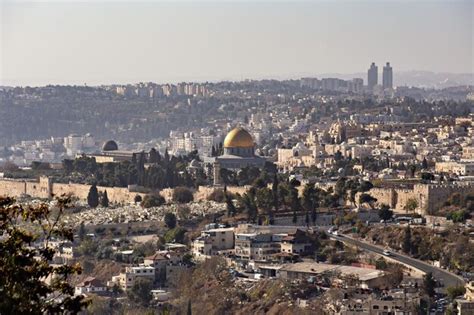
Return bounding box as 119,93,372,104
207,189,226,202
164,212,177,229
172,187,194,204
141,193,166,208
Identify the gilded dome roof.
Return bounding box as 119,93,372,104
223,127,254,148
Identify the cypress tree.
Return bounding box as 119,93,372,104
225,192,236,217
87,184,99,208
101,190,109,207
78,222,86,241
149,148,158,163
272,173,279,212
187,300,192,315
402,225,412,254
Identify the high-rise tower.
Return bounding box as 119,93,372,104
367,62,378,90
383,62,393,89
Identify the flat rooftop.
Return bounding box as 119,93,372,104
280,262,384,281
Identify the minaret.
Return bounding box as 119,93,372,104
213,161,222,186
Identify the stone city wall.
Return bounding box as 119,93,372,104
0,177,145,204
0,177,252,205
358,183,474,215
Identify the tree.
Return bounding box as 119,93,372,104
148,148,160,163
141,193,166,208
127,277,153,306
359,193,377,209
421,172,435,181
378,204,393,222
172,187,194,204
302,184,318,224
239,191,258,223
255,188,273,215
409,164,417,178
446,285,466,301
225,192,237,217
163,227,187,244
101,190,109,207
422,157,428,169
134,194,143,203
423,272,436,298
78,221,86,242
87,184,99,208
272,173,279,212
404,198,418,214
0,197,88,314
164,212,177,229
187,299,192,315
402,225,412,254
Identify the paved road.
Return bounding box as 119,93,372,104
330,233,465,291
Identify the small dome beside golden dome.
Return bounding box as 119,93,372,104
223,127,254,148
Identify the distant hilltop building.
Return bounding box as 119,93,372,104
115,82,209,99
383,62,393,89
300,77,364,94
367,62,378,90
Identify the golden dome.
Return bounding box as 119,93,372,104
223,127,254,148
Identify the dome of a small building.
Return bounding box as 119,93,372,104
102,140,118,151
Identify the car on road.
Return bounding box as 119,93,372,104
383,249,392,256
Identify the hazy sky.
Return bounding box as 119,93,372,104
1,0,473,86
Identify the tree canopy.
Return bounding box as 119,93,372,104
0,197,88,314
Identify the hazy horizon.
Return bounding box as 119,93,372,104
1,0,473,86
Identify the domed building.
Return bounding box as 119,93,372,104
102,140,119,151
206,127,265,173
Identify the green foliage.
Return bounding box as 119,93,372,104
206,189,227,202
302,184,319,224
134,194,143,203
255,187,273,214
77,237,99,257
378,204,393,221
59,151,203,190
101,190,109,207
127,278,153,307
446,285,466,301
375,257,388,270
423,272,436,297
187,299,192,315
225,192,237,217
447,209,470,223
31,161,51,170
239,191,258,223
0,197,88,314
87,184,99,208
78,221,86,241
163,227,187,244
402,225,412,254
404,198,418,213
141,193,166,208
164,212,177,229
359,193,377,209
172,187,194,204
421,172,435,181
